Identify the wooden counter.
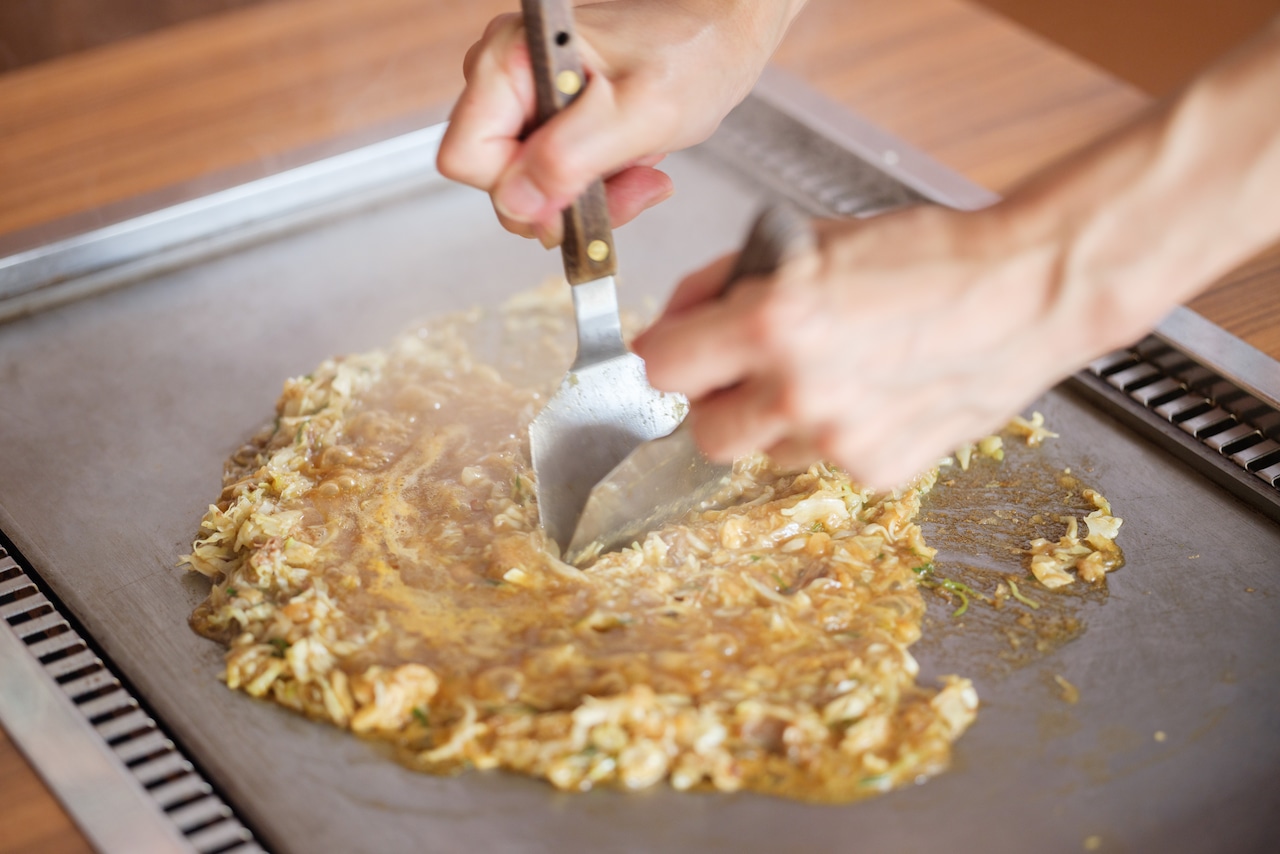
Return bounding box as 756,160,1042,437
0,0,1272,850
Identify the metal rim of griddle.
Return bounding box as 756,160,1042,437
0,535,266,853
1071,309,1280,526
0,66,1276,850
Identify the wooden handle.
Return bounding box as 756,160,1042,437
723,205,816,291
521,0,616,285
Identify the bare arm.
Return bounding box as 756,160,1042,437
633,16,1280,487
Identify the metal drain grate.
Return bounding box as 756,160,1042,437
710,95,925,218
1074,334,1280,523
0,542,265,854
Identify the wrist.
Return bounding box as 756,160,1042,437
990,134,1174,375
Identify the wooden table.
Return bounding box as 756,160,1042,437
0,0,1272,850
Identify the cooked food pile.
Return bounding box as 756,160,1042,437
181,286,1121,801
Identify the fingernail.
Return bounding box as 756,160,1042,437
533,222,561,250
495,173,546,222
647,185,676,210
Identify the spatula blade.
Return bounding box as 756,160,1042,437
529,283,686,552
565,422,731,563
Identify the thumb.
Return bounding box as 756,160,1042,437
493,74,676,226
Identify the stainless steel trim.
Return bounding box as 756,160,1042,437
0,543,264,853
0,124,449,321
752,66,1000,212
1076,332,1280,522
0,604,195,851
1156,306,1280,411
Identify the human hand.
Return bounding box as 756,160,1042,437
632,204,1095,489
643,14,1280,489
437,0,804,247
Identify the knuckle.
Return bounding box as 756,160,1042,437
750,288,803,351
483,12,520,40
775,374,828,426
434,138,462,181
464,15,520,80
524,134,587,200
435,139,482,188
770,384,809,423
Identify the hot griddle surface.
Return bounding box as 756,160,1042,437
0,150,1277,853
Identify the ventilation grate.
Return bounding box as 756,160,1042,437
1074,335,1280,523
708,96,925,218
0,543,266,854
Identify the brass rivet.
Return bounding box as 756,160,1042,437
586,240,610,262
555,69,582,96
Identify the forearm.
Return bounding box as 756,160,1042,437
1005,15,1280,361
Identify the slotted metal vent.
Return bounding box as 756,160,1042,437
1089,336,1280,483
0,543,265,854
709,96,925,218
1074,334,1280,523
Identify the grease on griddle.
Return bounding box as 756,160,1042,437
914,439,1121,676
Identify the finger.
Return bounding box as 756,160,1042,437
605,166,673,227
492,202,538,241
525,166,672,248
462,13,518,81
438,18,534,192
631,282,769,398
764,435,823,473
660,254,738,318
688,379,791,462
628,153,667,170
493,72,678,224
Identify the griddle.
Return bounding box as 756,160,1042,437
1,69,1278,854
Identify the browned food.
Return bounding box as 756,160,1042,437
180,285,1117,800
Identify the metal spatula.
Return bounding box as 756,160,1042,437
523,0,686,553
564,205,817,563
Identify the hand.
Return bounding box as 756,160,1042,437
635,16,1280,489
437,0,804,246
632,204,1089,489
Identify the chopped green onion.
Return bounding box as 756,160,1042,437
225,586,237,597
1007,578,1041,610
412,706,429,726
268,637,290,658
938,577,983,599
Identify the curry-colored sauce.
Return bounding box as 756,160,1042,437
182,286,1115,800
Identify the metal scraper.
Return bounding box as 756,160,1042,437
564,204,816,563
523,0,686,553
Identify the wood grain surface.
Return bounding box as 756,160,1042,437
0,729,91,854
0,0,1274,849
